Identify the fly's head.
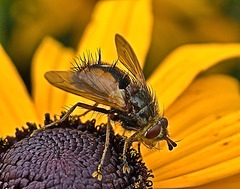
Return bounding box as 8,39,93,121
139,117,177,151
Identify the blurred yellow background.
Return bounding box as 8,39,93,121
0,0,240,92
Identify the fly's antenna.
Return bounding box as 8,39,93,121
165,137,177,151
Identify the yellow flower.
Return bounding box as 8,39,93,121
1,0,240,188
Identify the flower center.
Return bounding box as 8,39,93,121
0,113,153,188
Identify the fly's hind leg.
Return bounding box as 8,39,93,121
32,102,110,136
78,103,99,117
92,114,111,181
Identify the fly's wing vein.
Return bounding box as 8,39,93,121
45,71,126,110
115,34,146,86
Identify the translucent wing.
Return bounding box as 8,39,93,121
115,34,146,85
45,70,126,111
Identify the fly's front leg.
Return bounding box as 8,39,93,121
122,131,140,174
92,114,111,181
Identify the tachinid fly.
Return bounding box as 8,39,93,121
43,34,177,181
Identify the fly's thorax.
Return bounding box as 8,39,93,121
125,83,157,127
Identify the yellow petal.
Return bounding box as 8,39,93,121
192,174,240,189
143,74,240,155
154,157,240,188
32,37,75,122
154,125,240,180
144,110,240,181
0,45,39,136
168,74,240,138
142,75,240,187
149,43,240,109
77,0,153,66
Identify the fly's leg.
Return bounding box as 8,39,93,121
92,114,111,181
78,103,99,117
122,139,131,174
122,131,140,174
137,142,142,159
32,102,110,135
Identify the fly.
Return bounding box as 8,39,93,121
43,34,177,181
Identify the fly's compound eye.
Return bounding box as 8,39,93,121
145,117,169,139
146,125,161,139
